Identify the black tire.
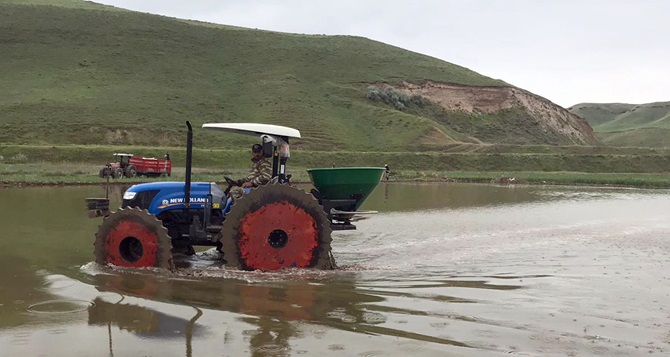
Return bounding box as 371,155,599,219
220,184,335,270
125,165,137,178
113,168,123,179
94,208,174,269
99,168,106,178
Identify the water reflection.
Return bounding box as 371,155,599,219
77,267,495,355
90,270,388,329
361,182,573,212
88,296,205,357
88,297,206,340
1,183,669,356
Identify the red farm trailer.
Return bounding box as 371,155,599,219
99,153,172,179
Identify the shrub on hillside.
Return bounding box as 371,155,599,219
410,94,425,106
366,86,383,101
366,86,424,111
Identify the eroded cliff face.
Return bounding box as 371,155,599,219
394,81,599,145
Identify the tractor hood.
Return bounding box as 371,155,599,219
122,182,225,213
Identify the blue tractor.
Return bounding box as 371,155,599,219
86,122,384,271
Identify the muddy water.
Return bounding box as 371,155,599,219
0,183,669,356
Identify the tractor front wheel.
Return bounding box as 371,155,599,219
94,208,174,269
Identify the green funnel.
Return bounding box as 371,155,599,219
307,167,384,210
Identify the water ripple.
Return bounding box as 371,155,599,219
27,299,94,314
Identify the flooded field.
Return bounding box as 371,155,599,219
1,182,669,356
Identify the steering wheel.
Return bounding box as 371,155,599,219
224,176,237,186
223,176,242,195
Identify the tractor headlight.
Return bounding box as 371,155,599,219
123,191,137,200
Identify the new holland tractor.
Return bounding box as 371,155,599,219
86,122,383,271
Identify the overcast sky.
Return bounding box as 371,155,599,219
97,0,669,107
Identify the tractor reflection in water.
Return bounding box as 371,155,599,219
86,122,384,271
91,272,387,356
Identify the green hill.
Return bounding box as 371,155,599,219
568,103,636,128
569,102,670,147
1,0,599,151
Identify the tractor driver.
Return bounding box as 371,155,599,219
229,143,272,200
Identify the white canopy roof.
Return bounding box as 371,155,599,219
202,123,301,138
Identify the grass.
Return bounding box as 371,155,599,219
408,105,578,146
0,0,521,152
0,0,122,10
0,0,663,157
595,103,670,132
570,102,670,148
2,144,670,173
3,143,668,163
596,128,670,148
2,162,669,189
1,142,669,188
569,103,636,127
0,162,257,184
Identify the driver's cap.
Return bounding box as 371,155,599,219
251,144,263,153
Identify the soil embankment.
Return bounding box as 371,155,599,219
395,81,599,145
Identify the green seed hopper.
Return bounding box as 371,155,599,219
307,167,384,212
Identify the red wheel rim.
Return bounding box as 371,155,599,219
104,220,159,267
238,201,319,270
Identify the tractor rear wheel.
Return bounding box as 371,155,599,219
125,165,137,178
94,207,174,270
220,184,335,270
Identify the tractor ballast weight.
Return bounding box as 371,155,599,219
85,121,381,271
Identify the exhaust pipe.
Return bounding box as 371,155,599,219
184,121,193,221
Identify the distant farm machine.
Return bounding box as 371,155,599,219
99,153,172,179
86,122,382,271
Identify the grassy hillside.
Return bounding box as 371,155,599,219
1,0,548,152
568,103,636,127
595,128,670,148
0,0,665,182
569,102,670,147
1,0,113,9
